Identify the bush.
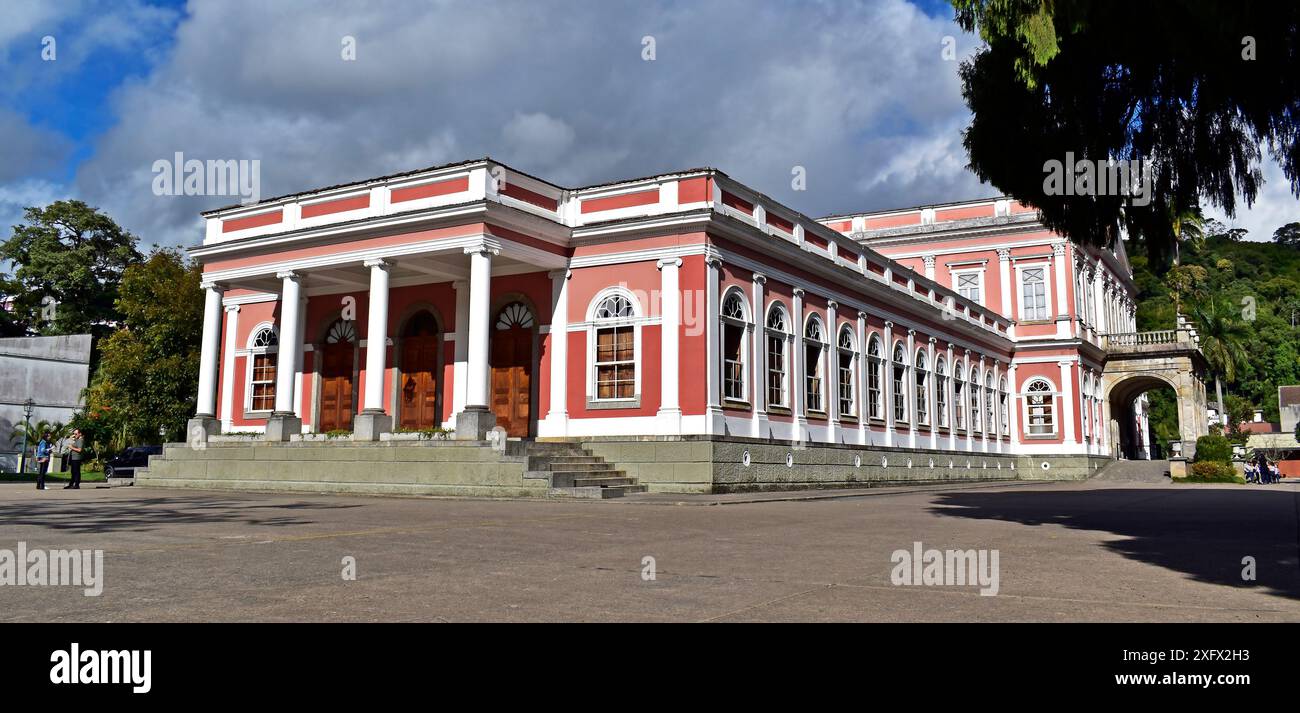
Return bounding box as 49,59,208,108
1193,434,1233,464
1184,461,1243,483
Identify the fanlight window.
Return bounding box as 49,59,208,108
595,294,635,320
804,316,826,412
721,292,748,401
837,327,856,417
866,335,883,419
722,293,747,321
251,327,278,349
892,343,908,423
326,319,357,344
496,302,535,330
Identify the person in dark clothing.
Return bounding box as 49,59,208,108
1254,451,1272,485
64,430,84,490
35,432,51,490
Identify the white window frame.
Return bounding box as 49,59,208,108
935,357,949,429
866,333,884,420
952,268,984,306
969,364,982,433
953,359,966,431
1022,377,1059,438
803,314,827,414
586,288,643,404
243,322,279,414
892,341,909,424
720,288,750,404
999,376,1010,437
766,302,791,409
984,371,996,436
1016,262,1052,322
836,325,857,418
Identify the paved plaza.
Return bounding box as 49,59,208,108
1,480,1296,622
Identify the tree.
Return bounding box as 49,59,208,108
1273,222,1300,248
80,248,203,449
954,1,1300,270
1189,299,1250,428
0,200,141,339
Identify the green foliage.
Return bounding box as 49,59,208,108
954,1,1300,267
0,200,141,340
78,248,203,450
394,426,453,440
1193,435,1233,464
1185,461,1243,483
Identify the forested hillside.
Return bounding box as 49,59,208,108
1131,221,1300,443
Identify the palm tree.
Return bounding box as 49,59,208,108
1189,299,1250,427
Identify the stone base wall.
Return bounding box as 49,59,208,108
136,440,549,498
577,436,1112,494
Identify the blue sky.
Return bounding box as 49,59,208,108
1,0,1294,249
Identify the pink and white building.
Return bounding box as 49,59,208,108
188,158,1143,460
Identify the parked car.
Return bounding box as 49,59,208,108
104,446,163,478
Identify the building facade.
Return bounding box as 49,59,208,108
189,158,1145,461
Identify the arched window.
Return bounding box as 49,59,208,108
721,290,749,402
1081,374,1092,439
837,326,856,417
984,371,996,436
953,359,966,431
892,342,908,423
766,303,790,408
914,350,929,426
1025,378,1056,436
969,364,982,433
999,376,1009,436
247,325,279,412
935,357,949,428
591,292,637,400
804,315,826,413
866,334,883,420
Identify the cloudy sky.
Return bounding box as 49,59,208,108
1,0,1294,250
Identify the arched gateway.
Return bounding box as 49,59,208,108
1102,320,1210,459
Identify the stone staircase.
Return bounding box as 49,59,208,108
513,441,647,499
1091,459,1171,483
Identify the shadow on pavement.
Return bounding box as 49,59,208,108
929,487,1300,601
0,495,364,534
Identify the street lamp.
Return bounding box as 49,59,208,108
18,398,34,475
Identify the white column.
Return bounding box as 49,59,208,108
293,293,307,418
964,350,975,452
1008,363,1020,452
980,356,990,453
826,300,839,442
882,320,895,447
705,255,724,434
544,270,570,435
792,287,806,441
1093,269,1108,334
273,272,302,415
451,280,470,421
856,311,868,445
195,282,225,417
923,254,936,281
928,337,938,450
220,304,239,431
752,274,768,438
991,361,1001,453
947,343,957,451
1058,360,1077,449
657,257,683,433
1052,242,1069,337
362,259,390,412
464,248,494,411
907,328,917,448
997,248,1012,319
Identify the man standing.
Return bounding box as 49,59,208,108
64,429,84,490
35,431,51,491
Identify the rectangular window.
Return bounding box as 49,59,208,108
805,345,823,412
595,326,635,399
956,272,982,304
893,364,908,422
767,334,787,407
954,381,965,430
250,354,276,411
838,351,855,416
937,375,948,427
868,357,882,419
1021,266,1049,320
723,323,745,401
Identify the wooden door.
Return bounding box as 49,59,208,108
400,335,439,429
491,304,534,438
319,342,354,432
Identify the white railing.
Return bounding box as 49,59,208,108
1104,330,1181,348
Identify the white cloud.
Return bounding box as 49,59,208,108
1206,159,1300,241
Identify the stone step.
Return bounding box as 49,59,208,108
551,483,647,499
548,470,628,488
529,460,615,472
571,475,637,488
